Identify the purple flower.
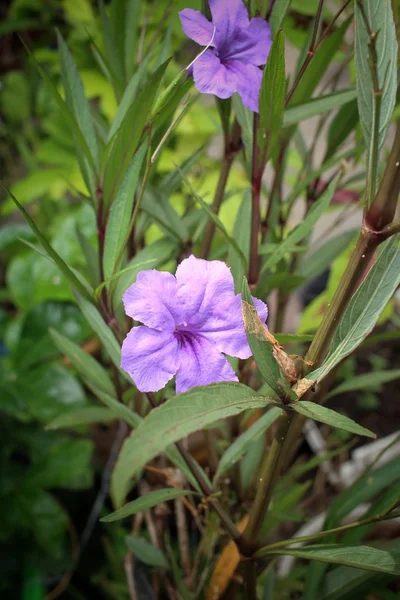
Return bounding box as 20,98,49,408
179,0,272,112
121,255,268,394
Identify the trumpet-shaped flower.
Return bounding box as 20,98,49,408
121,255,268,394
179,0,272,112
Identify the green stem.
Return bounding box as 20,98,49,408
240,411,293,555
249,113,262,285
256,506,400,556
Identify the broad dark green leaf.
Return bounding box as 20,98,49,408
265,175,339,270
2,184,93,302
289,401,376,438
213,406,281,485
103,59,170,206
259,30,286,160
270,0,291,35
264,544,400,575
50,328,116,396
111,383,277,507
297,230,358,280
242,278,294,400
326,369,400,399
46,406,117,429
308,237,400,384
101,488,194,522
125,535,169,569
355,0,397,151
179,169,246,267
103,143,147,279
283,89,357,127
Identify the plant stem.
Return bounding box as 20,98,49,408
240,411,293,555
249,113,262,285
243,560,258,600
201,120,242,259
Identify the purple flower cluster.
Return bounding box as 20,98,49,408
121,256,267,394
179,0,272,112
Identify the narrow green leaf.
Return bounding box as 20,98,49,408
57,31,99,169
50,328,116,396
160,145,206,195
232,93,253,157
103,59,170,205
103,143,147,279
74,292,123,373
99,0,124,93
274,334,314,344
228,190,251,289
142,189,188,242
101,488,194,522
75,226,100,287
290,17,351,105
297,230,358,280
111,383,277,507
264,544,400,576
242,278,294,400
91,390,140,429
355,0,397,151
124,0,141,80
270,0,291,35
325,99,359,160
289,401,376,439
125,535,169,569
213,407,281,485
179,169,246,268
1,184,93,302
326,369,400,400
265,175,339,270
283,89,357,128
46,407,117,429
308,237,400,384
259,30,286,159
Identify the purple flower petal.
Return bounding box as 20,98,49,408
209,0,249,48
192,50,237,99
178,9,214,46
176,255,235,327
197,294,268,359
121,326,179,392
228,60,263,112
123,270,179,331
224,18,272,65
175,334,238,394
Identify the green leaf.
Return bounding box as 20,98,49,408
297,230,358,280
1,184,93,302
264,544,400,576
228,190,251,289
75,226,100,287
99,0,124,93
259,30,286,160
232,93,253,157
213,407,281,485
103,143,147,279
326,369,400,400
125,535,169,569
57,32,99,171
325,99,359,160
101,488,194,522
141,189,188,242
91,390,141,429
289,401,376,439
308,237,400,384
283,89,357,128
355,0,397,151
124,0,141,80
46,406,117,429
242,277,294,400
111,383,277,507
103,59,170,206
274,333,314,344
179,169,246,268
264,175,339,270
290,17,351,105
50,328,116,396
73,292,123,373
270,0,291,35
